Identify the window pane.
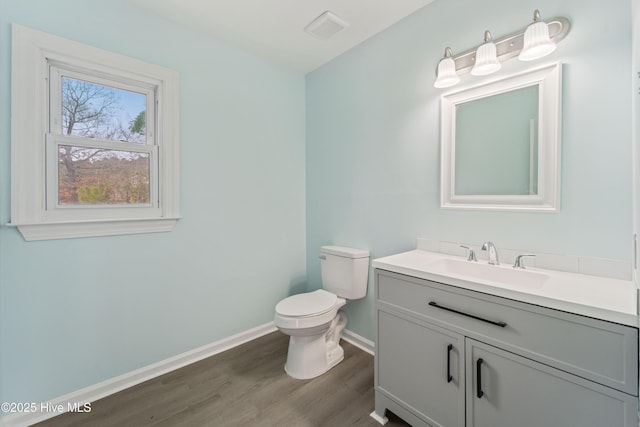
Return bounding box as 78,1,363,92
58,145,150,205
61,76,147,143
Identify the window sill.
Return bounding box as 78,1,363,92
7,217,180,241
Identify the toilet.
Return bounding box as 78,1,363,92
274,245,370,379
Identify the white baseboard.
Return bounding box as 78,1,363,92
342,328,375,355
1,322,277,427
370,410,389,425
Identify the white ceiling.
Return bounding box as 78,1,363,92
131,0,435,74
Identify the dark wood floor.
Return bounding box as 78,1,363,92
35,331,410,427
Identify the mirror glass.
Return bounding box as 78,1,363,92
440,63,561,211
455,86,538,196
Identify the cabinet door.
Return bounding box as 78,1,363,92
466,338,638,427
377,310,464,427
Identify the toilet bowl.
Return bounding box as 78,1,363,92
274,246,369,379
275,289,347,379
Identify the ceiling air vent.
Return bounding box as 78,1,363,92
304,11,349,40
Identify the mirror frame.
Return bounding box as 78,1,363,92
440,63,562,212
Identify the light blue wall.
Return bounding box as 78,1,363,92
0,0,306,404
0,0,634,409
306,0,633,340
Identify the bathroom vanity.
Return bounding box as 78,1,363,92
371,249,638,427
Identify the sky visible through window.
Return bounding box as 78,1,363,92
61,76,146,143
119,90,146,133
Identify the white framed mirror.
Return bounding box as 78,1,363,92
440,63,562,212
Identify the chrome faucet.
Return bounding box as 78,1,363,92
481,241,499,265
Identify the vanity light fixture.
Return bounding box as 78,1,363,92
519,10,557,61
434,47,460,88
470,31,501,76
433,9,570,88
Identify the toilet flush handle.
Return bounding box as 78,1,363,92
319,255,326,260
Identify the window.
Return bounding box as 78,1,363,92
47,67,157,216
10,25,180,240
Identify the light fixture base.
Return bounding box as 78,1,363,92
441,16,570,77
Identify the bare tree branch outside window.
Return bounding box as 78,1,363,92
58,77,149,205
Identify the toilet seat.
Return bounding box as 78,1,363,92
275,289,337,317
274,289,346,330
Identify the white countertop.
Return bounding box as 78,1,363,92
372,249,638,327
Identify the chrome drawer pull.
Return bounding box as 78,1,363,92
428,301,507,328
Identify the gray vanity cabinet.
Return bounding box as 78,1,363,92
373,269,639,427
466,339,637,427
377,310,465,427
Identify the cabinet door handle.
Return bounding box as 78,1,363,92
428,301,507,328
447,344,453,383
476,358,484,399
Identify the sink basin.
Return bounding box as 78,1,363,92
428,258,549,288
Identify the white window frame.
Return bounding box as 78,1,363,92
10,24,180,240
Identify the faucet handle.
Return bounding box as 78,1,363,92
513,254,536,269
460,245,477,262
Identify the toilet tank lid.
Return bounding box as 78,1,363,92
321,245,369,259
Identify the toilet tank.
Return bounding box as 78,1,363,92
320,246,370,300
